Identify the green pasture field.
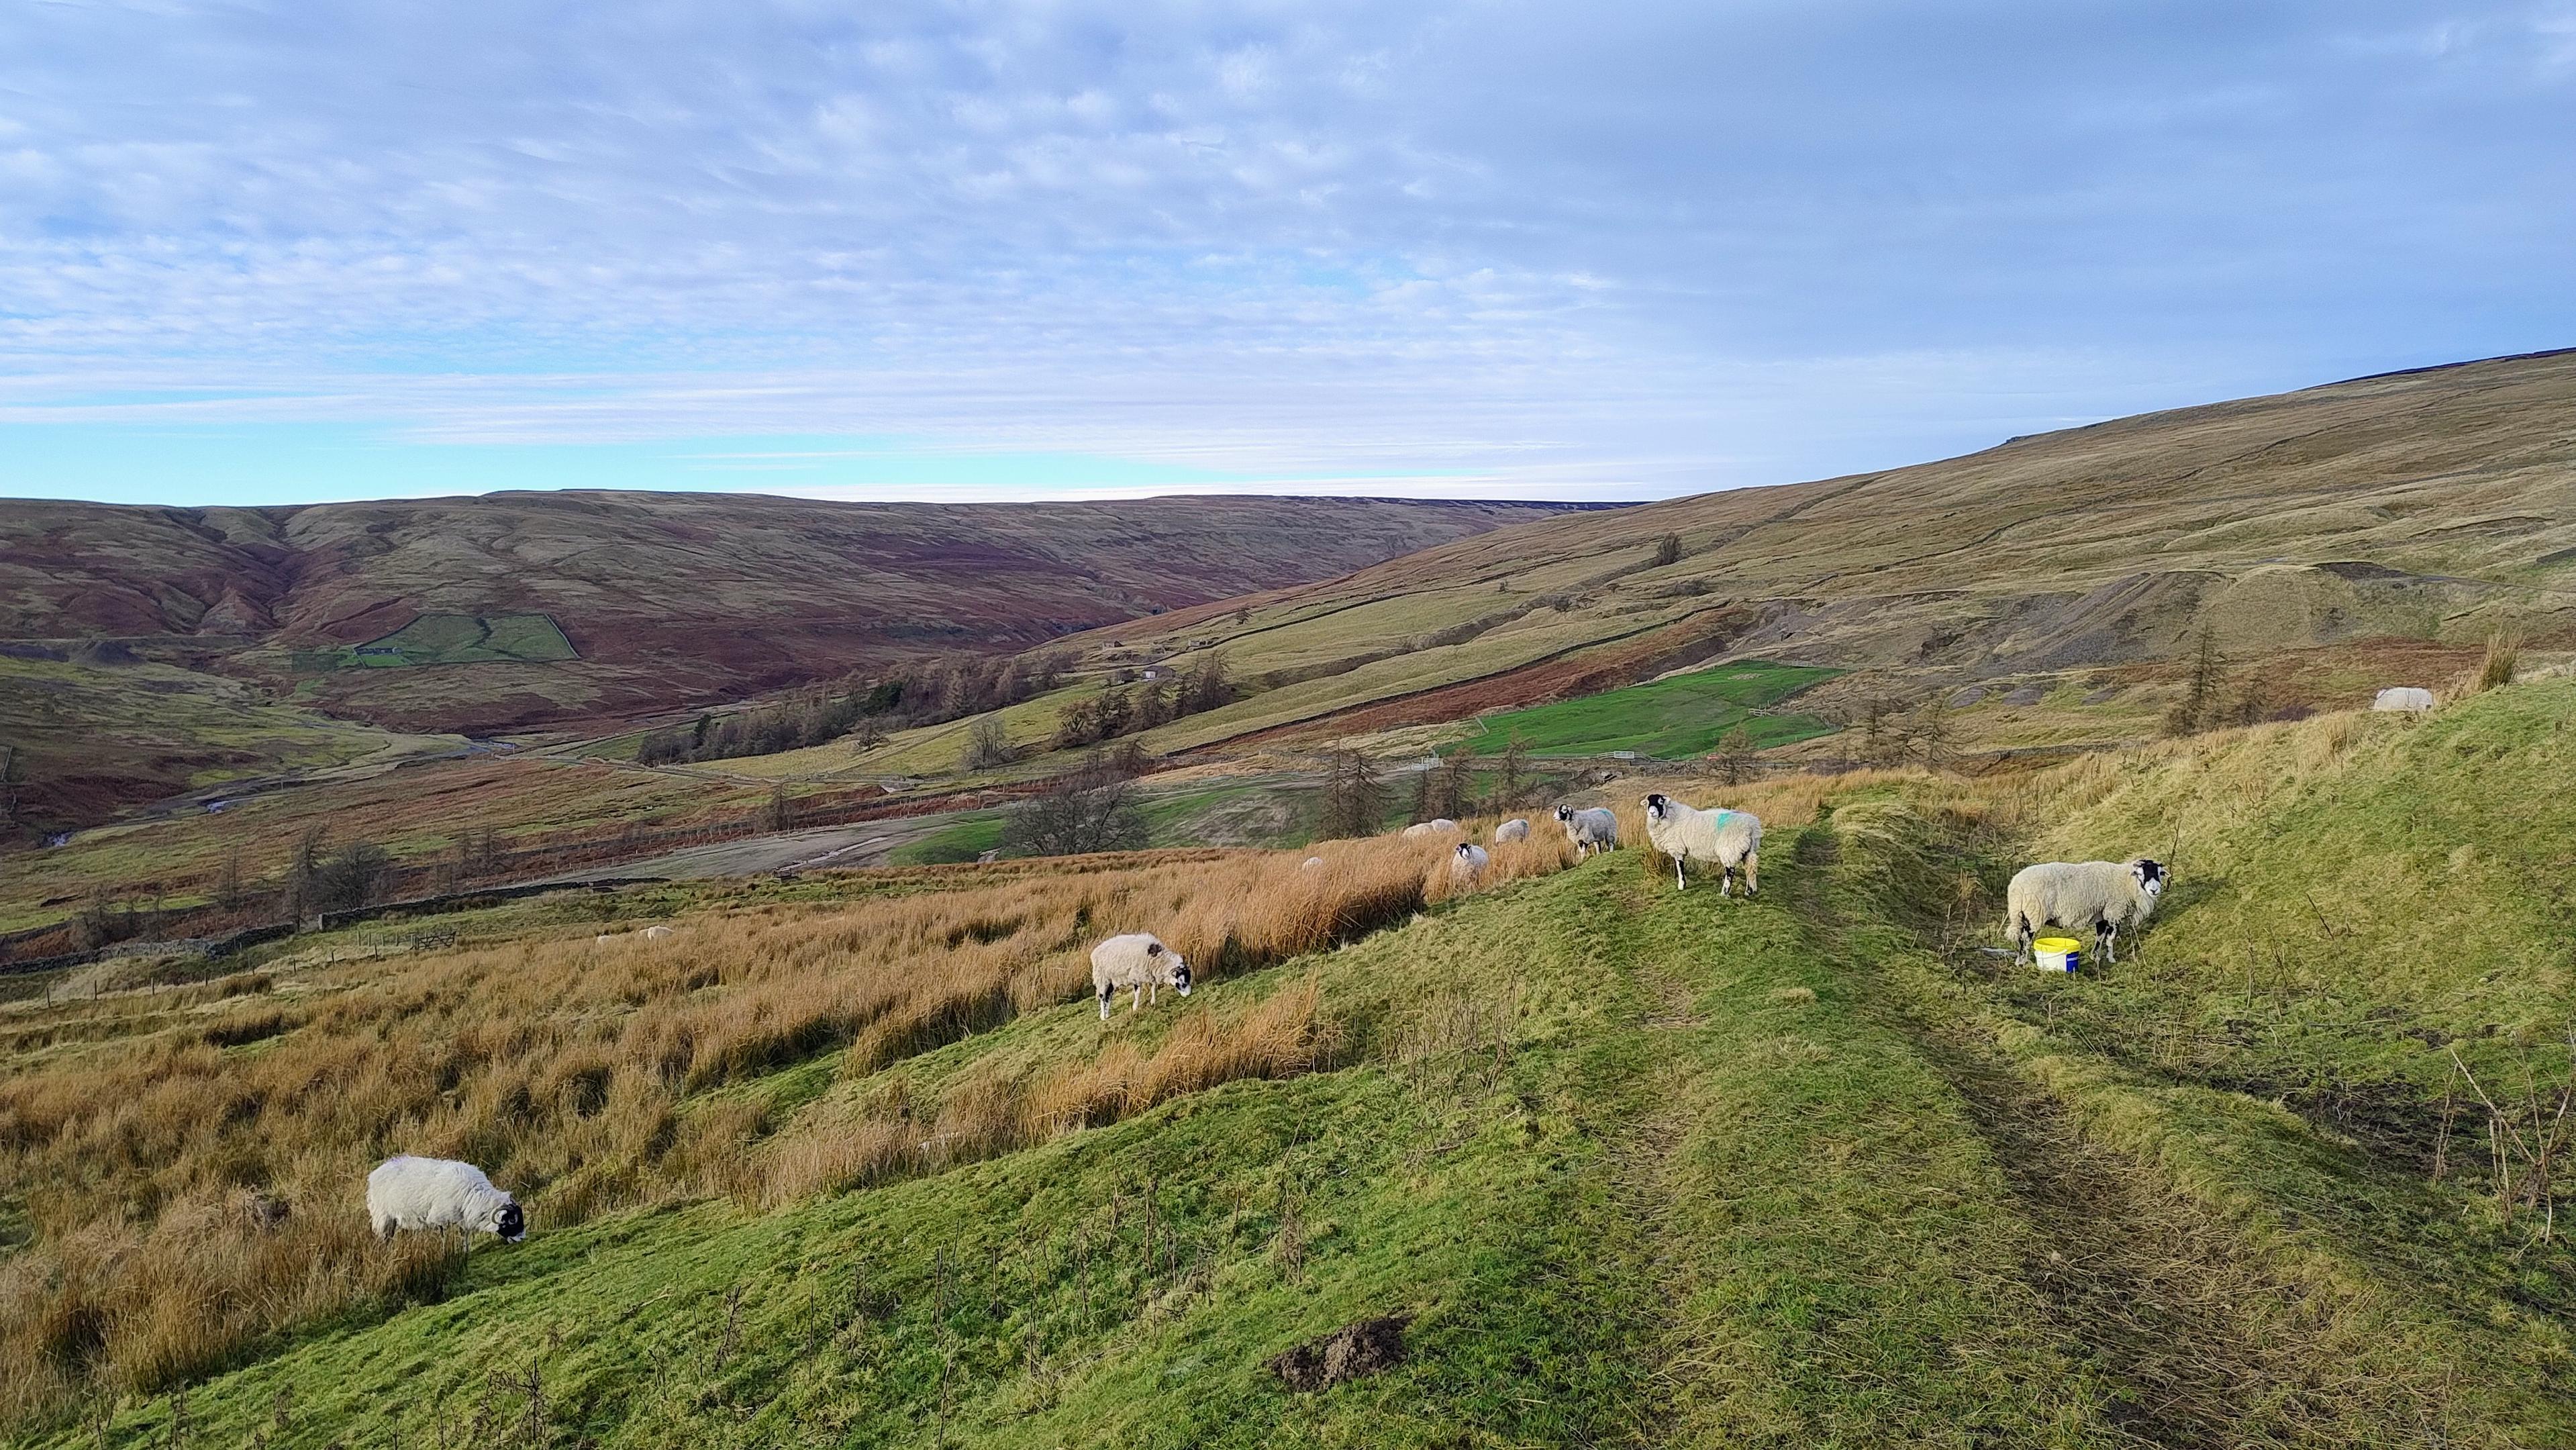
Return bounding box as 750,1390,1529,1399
317,613,579,669
1461,660,1842,758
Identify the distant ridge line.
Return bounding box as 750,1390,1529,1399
2309,344,2576,391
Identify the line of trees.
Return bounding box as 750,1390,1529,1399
639,649,1077,765
1052,654,1234,751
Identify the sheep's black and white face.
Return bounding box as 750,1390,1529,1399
1643,793,1671,820
1553,805,1573,822
491,1201,526,1242
1167,958,1191,996
2132,859,2167,898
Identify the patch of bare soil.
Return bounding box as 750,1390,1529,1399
1269,1314,1411,1392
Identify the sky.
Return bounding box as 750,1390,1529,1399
3,1,2572,507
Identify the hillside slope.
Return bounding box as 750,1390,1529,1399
1057,350,2576,757
0,493,1583,735
11,678,2573,1446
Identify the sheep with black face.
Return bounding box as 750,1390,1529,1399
1091,933,1193,1020
2004,859,2167,965
1641,793,1761,896
366,1156,524,1242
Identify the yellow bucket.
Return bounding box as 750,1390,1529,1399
2033,936,2083,973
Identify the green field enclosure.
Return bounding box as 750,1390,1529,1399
311,613,579,669
1464,659,1841,758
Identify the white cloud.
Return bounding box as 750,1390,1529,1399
0,0,2570,504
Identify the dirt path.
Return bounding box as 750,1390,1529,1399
1784,822,2306,1447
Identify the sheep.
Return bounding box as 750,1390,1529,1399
1450,842,1490,881
1640,793,1760,895
1401,818,1461,839
1091,932,1192,1020
594,924,676,946
1493,818,1530,844
2003,858,2167,965
1301,856,1325,870
2372,686,2434,714
1553,805,1620,857
366,1155,524,1242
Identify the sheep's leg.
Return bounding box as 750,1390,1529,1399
1130,985,1143,1014
2095,917,2116,965
1099,987,1112,1021
1718,863,1732,897
1148,981,1158,1008
1744,850,1757,896
1673,855,1687,891
2013,913,2033,965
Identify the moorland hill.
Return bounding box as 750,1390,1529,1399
0,491,1585,736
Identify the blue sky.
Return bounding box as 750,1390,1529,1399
4,1,2572,506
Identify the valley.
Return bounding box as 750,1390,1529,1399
2,352,2573,1447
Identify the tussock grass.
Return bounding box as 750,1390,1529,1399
0,830,1553,1431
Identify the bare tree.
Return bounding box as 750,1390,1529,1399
962,716,1018,770
1493,734,1532,812
1653,532,1682,567
1316,751,1387,839
1909,696,1955,771
215,848,245,910
1426,749,1473,821
1714,726,1757,786
288,826,328,922
1001,754,1147,857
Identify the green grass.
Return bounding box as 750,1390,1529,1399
321,613,579,669
886,812,1007,867
1463,659,1842,758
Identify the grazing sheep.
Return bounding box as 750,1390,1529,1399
1493,818,1530,844
1450,842,1490,881
1301,856,1326,870
1091,933,1193,1020
2371,687,2435,714
1552,805,1620,857
1640,793,1761,895
595,924,676,945
2004,859,2167,965
366,1156,524,1242
1401,819,1461,839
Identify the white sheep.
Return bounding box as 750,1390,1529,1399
2005,859,2167,965
1401,818,1461,839
366,1155,524,1242
1301,856,1325,870
1450,842,1490,881
2371,687,2434,714
1641,793,1761,895
1090,933,1193,1020
1493,818,1530,844
1553,805,1620,857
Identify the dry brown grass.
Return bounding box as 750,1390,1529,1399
763,977,1339,1208
2470,628,2522,695
0,829,1543,1429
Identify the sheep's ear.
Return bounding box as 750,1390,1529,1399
1144,942,1162,957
